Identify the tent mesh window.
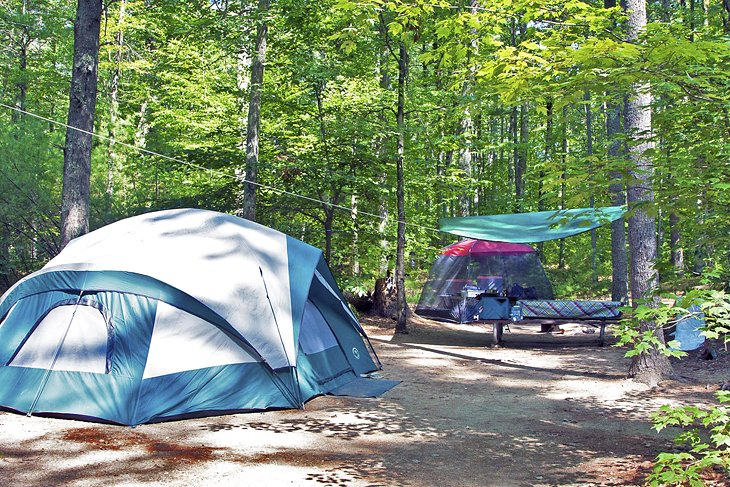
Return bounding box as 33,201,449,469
9,302,111,374
299,300,339,355
416,247,553,322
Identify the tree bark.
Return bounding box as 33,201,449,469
457,109,473,217
12,0,29,122
605,0,629,304
240,0,269,222
607,97,629,302
60,0,102,249
624,0,673,385
558,105,568,269
106,0,126,216
585,91,598,285
395,42,409,334
509,106,517,205
515,103,528,211
376,21,391,276
669,211,684,272
537,98,553,256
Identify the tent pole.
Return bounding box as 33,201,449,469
259,266,301,408
27,290,85,417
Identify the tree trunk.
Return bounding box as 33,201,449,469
558,105,568,269
607,98,629,302
515,103,528,211
60,0,102,249
106,0,126,216
376,22,391,276
723,0,730,33
323,210,333,264
12,0,29,122
351,191,360,275
585,91,598,285
394,42,409,334
509,106,517,205
605,0,629,305
457,110,473,217
669,211,684,272
240,0,269,222
624,0,673,385
372,275,397,318
537,98,553,256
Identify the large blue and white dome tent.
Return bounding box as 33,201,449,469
0,209,379,425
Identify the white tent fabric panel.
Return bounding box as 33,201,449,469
32,209,296,370
10,305,108,374
143,302,258,379
299,300,339,355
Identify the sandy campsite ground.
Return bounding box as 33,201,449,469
1,315,728,487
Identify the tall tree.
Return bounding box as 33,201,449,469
624,0,673,385
604,0,629,303
60,0,102,248
394,40,409,334
240,0,270,222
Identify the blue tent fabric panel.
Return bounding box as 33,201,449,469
285,237,324,352
135,364,295,424
296,346,357,400
307,277,376,375
0,367,138,425
328,377,400,398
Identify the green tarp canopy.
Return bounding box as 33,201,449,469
440,206,627,243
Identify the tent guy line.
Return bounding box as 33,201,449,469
0,102,441,235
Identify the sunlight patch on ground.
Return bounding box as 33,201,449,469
178,462,369,486
542,378,649,402
195,425,312,452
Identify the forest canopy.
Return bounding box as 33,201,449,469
0,0,729,301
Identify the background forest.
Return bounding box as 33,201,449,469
1,0,729,302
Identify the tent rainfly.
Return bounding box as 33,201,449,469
439,206,627,243
0,209,378,425
415,239,553,322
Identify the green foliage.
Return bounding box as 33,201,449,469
0,0,728,302
647,391,730,486
614,286,730,361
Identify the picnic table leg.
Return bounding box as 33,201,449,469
493,322,503,346
598,323,606,347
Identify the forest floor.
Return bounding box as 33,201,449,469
1,314,729,486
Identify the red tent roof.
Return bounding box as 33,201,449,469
441,239,535,256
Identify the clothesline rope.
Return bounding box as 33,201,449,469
0,102,442,234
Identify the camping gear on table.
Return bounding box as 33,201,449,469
415,239,553,323
0,209,380,425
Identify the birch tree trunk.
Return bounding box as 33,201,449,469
624,0,673,385
60,0,102,249
240,0,269,222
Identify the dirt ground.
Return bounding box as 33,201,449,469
1,315,728,487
